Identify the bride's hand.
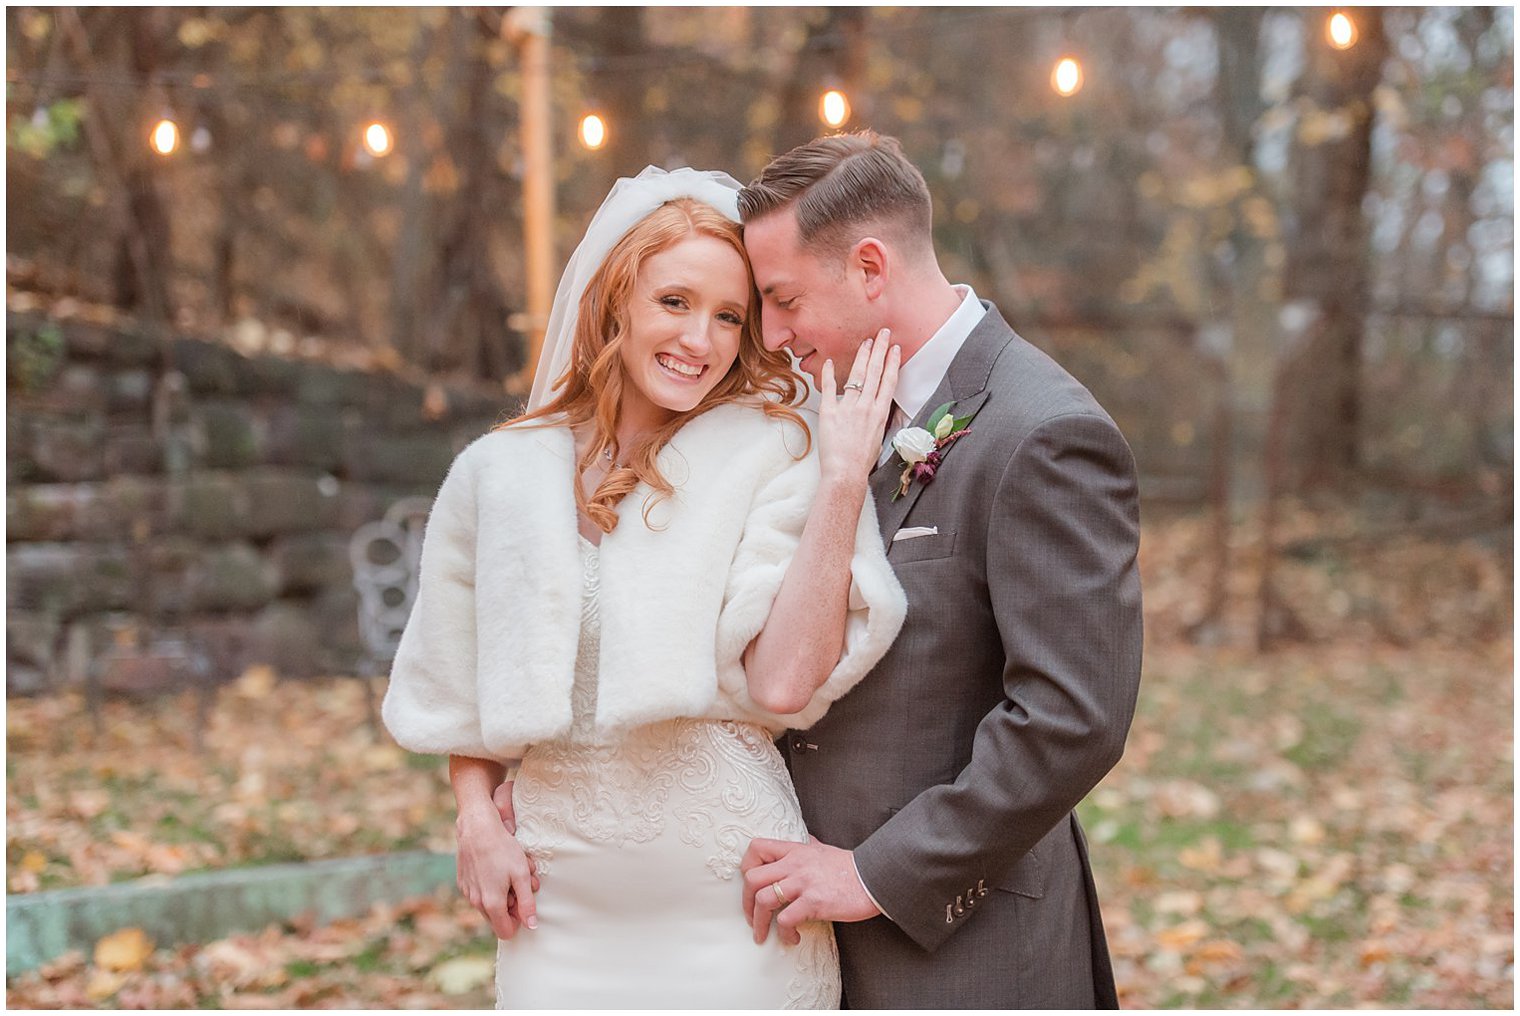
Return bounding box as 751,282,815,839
818,329,901,486
456,806,539,939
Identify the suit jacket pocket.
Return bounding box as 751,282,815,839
887,527,958,565
991,840,1045,899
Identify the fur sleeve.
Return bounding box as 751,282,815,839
381,447,512,759
714,449,907,731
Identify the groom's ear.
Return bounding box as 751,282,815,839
851,237,889,301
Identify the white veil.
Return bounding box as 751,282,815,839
526,166,747,411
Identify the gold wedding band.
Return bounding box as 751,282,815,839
770,882,789,906
842,382,865,392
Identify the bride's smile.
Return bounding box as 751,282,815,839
617,233,749,424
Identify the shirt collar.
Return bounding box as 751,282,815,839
894,284,985,423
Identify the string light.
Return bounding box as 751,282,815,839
578,113,607,151
362,121,393,157
150,118,179,155
1051,56,1083,97
1327,11,1357,50
819,88,850,129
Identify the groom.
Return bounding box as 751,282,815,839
737,132,1143,1008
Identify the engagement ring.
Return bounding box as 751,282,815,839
842,381,865,392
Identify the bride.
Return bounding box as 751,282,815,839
382,167,906,1008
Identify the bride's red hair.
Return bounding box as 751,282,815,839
501,198,807,533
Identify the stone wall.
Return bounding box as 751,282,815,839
6,312,515,695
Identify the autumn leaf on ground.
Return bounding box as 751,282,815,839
93,928,154,972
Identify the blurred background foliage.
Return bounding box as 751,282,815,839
7,7,1513,649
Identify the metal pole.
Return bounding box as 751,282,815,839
507,6,555,390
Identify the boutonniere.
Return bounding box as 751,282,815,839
890,401,979,500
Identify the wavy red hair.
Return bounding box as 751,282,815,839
500,198,808,532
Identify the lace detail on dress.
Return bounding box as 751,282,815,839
567,535,601,742
513,541,809,881
785,927,842,1009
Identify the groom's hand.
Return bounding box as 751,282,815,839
741,836,881,946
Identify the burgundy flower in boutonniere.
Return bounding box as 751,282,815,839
890,401,979,500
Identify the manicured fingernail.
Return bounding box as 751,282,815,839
525,916,537,929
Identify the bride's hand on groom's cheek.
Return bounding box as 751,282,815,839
818,329,901,484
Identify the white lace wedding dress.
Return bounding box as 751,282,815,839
496,536,841,1009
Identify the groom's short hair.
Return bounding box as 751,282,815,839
738,131,933,261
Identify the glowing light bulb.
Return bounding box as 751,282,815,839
819,89,850,129
150,118,179,156
362,122,393,157
1052,57,1083,97
1328,12,1357,50
579,113,607,151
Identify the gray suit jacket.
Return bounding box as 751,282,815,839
784,303,1142,1008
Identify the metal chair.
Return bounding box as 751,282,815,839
348,496,434,731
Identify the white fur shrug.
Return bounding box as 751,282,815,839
381,401,907,762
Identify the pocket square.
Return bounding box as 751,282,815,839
892,526,939,542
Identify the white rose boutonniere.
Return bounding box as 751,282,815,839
891,426,937,465
890,401,982,500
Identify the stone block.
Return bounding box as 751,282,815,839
191,402,264,469
7,544,136,614
27,363,107,414
27,416,106,482
295,364,371,408
172,338,247,397
341,429,454,486
248,602,323,678
8,413,41,482
186,542,280,612
311,587,365,673
243,353,301,397
243,471,341,536
7,485,89,542
7,318,67,392
363,374,428,430
264,405,345,471
61,321,159,366
166,474,243,540
141,537,201,615
447,380,518,421
106,369,153,413
102,423,163,475
8,476,164,542
271,533,352,594
7,611,62,693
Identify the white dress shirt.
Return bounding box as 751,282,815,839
878,284,987,466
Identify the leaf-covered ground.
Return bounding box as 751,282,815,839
7,512,1512,1007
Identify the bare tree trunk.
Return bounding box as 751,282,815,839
588,7,649,174
59,8,174,324
389,22,435,364
1189,9,1269,643
776,8,868,152
1283,7,1389,488
432,9,518,380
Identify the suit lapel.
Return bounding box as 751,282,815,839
874,303,1014,542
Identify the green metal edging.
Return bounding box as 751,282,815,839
6,850,458,976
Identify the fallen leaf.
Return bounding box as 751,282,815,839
94,927,154,972
84,968,126,1002
429,955,495,995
